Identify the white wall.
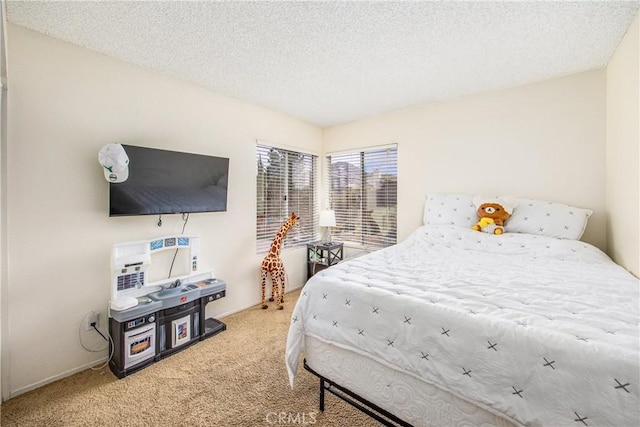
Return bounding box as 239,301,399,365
606,12,640,277
324,70,607,250
4,24,322,397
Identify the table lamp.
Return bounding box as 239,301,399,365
319,210,336,245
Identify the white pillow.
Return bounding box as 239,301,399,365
504,198,593,240
423,194,477,228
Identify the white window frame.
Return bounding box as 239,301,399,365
256,142,319,253
325,144,398,251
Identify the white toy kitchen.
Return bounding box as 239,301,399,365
108,235,226,378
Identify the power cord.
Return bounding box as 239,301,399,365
92,323,108,341
79,311,114,371
167,213,190,278
310,244,327,276
312,244,318,276
88,334,114,371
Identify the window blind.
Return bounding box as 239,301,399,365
256,144,318,253
325,145,398,250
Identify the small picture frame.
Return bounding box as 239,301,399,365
172,315,191,347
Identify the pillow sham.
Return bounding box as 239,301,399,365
504,198,592,240
423,194,477,228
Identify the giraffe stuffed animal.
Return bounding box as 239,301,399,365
261,212,299,310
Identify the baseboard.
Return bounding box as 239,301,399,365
9,356,108,400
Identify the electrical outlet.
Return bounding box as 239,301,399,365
86,312,99,331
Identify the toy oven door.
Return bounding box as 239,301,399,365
123,323,156,369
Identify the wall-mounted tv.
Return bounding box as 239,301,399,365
109,145,229,217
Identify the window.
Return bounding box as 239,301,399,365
325,145,398,250
256,143,318,253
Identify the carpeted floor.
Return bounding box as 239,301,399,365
0,288,377,426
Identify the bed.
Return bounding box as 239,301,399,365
285,194,639,426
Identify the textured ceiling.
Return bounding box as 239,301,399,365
5,1,639,127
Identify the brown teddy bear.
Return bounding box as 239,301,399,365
472,198,514,235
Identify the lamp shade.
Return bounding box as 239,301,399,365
319,210,336,227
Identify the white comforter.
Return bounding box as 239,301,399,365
286,225,640,426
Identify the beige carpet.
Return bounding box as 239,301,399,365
0,289,376,426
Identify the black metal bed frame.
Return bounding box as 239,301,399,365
303,359,414,427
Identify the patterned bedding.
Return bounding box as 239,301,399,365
286,225,639,426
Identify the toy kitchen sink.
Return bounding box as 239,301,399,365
107,235,227,379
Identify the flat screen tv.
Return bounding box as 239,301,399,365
109,145,229,217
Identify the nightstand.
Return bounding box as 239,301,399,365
307,242,344,280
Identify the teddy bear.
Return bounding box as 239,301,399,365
472,198,514,235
